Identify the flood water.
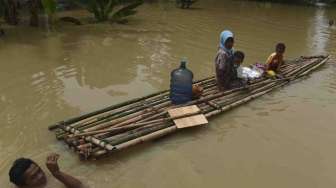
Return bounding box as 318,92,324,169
1,0,336,187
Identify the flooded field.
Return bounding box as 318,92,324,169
0,0,336,187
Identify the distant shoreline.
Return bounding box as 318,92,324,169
240,0,336,6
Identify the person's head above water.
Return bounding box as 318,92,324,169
9,158,47,187
233,51,245,66
275,43,286,55
220,30,234,53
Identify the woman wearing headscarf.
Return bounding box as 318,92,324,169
215,30,236,90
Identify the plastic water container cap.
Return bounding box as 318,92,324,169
180,58,188,68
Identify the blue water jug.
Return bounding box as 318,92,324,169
170,60,194,104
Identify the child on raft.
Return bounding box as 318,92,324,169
266,43,286,75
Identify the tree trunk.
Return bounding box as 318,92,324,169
4,0,19,25
29,0,40,27
0,24,4,37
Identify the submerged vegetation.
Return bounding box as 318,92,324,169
0,0,144,30
176,0,198,9
0,0,335,35
41,0,57,26
79,0,144,22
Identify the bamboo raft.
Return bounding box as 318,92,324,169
49,55,330,160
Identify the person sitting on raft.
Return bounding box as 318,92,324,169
215,30,234,90
219,51,246,90
266,43,286,73
215,30,246,90
9,153,83,188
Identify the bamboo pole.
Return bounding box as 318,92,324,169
56,100,172,139
49,90,169,130
83,101,171,132
286,59,318,77
70,110,202,138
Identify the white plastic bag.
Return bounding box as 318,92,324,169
237,66,263,79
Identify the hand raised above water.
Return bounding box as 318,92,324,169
46,153,61,175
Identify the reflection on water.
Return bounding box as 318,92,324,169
0,0,336,187
308,7,330,54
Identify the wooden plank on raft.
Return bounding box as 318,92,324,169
168,105,200,118
168,105,208,128
174,114,208,129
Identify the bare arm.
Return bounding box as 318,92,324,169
46,153,83,188
52,171,83,188
265,53,275,71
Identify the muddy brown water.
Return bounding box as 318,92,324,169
1,0,336,187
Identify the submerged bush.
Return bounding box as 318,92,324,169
78,0,144,22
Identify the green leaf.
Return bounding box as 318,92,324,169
75,0,143,22
41,0,57,15
112,0,143,21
